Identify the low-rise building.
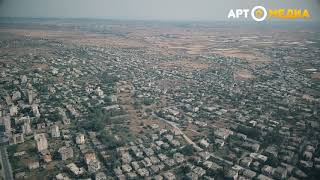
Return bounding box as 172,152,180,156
34,133,48,152
58,146,74,161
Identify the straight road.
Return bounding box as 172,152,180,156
0,146,14,180
152,113,203,151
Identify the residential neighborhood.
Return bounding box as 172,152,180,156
0,18,319,180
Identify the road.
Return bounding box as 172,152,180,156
152,113,203,151
0,146,14,180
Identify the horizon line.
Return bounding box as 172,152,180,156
0,16,320,24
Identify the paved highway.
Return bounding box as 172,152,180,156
0,146,14,180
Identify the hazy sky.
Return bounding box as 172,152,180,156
0,0,319,21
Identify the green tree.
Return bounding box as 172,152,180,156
180,144,194,156
99,129,124,149
143,97,154,106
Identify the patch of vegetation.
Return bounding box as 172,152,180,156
78,107,110,131
265,155,280,167
133,101,141,109
100,72,119,86
237,125,261,139
47,111,63,122
175,164,191,179
262,131,283,148
99,129,125,150
143,97,154,106
7,145,18,156
180,144,194,156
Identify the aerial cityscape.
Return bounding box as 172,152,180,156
0,1,320,180
0,18,319,180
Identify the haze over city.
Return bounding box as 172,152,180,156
1,0,320,21
0,1,320,180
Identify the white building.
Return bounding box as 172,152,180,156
12,91,21,101
21,75,28,84
22,118,32,135
32,104,41,118
10,106,18,116
58,146,74,161
67,163,85,176
51,124,60,138
95,87,104,97
27,89,34,104
3,116,11,136
76,133,85,144
88,160,101,173
35,133,48,152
